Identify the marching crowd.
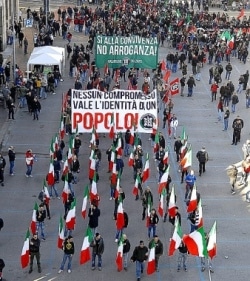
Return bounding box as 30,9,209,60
1,0,250,280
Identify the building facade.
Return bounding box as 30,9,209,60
0,0,19,52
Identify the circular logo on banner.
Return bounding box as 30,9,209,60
171,82,178,91
140,113,156,130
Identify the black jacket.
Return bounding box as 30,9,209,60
29,237,40,253
8,148,15,161
123,239,131,254
90,237,104,255
88,207,100,228
131,245,148,262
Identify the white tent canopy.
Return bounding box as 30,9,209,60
32,46,65,57
27,46,65,76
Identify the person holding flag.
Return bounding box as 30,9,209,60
148,235,163,272
90,233,105,271
147,209,159,240
58,235,75,274
200,233,214,273
177,241,188,272
142,187,153,221
122,234,131,271
184,170,196,200
28,233,41,274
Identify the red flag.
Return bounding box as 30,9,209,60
104,63,109,75
170,78,180,96
161,60,166,71
163,70,171,82
162,89,169,104
237,9,245,19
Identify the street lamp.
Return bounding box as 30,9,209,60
11,0,16,83
44,0,50,29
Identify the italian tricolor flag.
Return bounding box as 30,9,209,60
60,113,65,140
43,179,50,204
163,150,168,165
180,147,192,170
67,137,74,164
146,194,152,227
129,125,135,145
81,185,89,219
207,221,217,260
158,188,166,217
158,165,170,194
183,226,208,257
49,137,55,157
30,202,38,235
187,184,197,213
90,126,97,145
80,226,93,264
111,160,117,185
62,158,69,176
181,126,187,142
116,195,125,230
116,236,124,272
197,199,203,228
168,186,176,217
128,151,134,167
47,157,55,186
153,132,159,153
142,153,150,183
147,240,156,275
61,174,70,204
133,174,141,196
66,199,76,230
116,134,123,156
109,145,116,171
109,113,115,139
20,229,30,268
88,149,96,180
57,216,64,249
90,172,98,201
180,140,187,160
168,219,183,256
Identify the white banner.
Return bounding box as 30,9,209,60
71,89,158,133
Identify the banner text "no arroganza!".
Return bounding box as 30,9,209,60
95,35,159,69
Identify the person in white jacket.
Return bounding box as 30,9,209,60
170,114,179,139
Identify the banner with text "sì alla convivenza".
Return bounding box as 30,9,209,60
95,35,159,69
71,89,158,133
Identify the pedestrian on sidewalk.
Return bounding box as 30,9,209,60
0,153,6,186
223,107,230,131
24,37,28,54
8,146,15,175
6,95,15,120
58,235,75,274
25,149,34,177
29,233,41,274
32,96,41,120
0,258,5,281
18,30,24,47
196,147,209,176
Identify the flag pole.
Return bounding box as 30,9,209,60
207,259,212,281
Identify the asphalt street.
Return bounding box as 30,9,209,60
0,4,250,281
